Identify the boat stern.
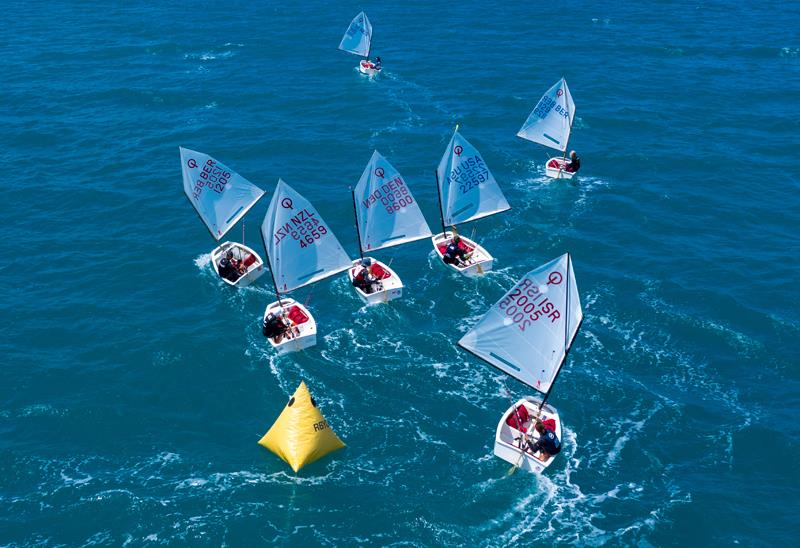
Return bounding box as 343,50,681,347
211,242,266,287
348,258,404,304
545,157,577,180
264,299,318,353
432,231,493,277
493,397,562,473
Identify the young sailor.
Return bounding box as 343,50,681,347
442,235,472,267
218,250,244,282
566,150,581,173
352,258,379,294
262,312,293,343
525,418,561,460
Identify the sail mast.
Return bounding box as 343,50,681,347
351,187,364,259
562,82,575,161
260,229,283,309
541,253,573,409
434,169,448,235
365,12,372,58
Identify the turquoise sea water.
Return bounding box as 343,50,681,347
2,1,799,545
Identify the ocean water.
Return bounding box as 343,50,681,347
2,0,799,545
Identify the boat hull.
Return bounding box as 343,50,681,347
432,231,493,277
211,242,266,287
359,60,381,76
494,397,562,473
545,157,577,179
263,298,317,354
347,258,403,305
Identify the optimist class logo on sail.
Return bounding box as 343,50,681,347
498,271,563,331
187,157,232,199
272,198,328,249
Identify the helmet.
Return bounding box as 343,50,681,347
226,250,234,259
360,257,372,267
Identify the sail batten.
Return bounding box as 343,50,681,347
339,11,372,57
224,206,245,225
180,147,265,240
353,150,432,254
436,130,510,227
261,179,352,293
458,254,582,395
517,78,576,153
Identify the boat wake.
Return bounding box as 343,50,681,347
193,252,212,271
368,71,454,142
459,424,691,544
182,42,243,63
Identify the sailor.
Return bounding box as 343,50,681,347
442,235,471,267
352,258,378,294
525,418,561,459
218,251,241,282
566,150,581,173
374,56,381,70
230,252,246,274
262,312,291,343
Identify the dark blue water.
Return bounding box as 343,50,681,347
2,0,799,544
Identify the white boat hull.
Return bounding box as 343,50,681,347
494,397,562,473
545,157,577,179
211,242,266,287
432,231,493,277
358,60,381,76
347,258,403,305
263,298,317,354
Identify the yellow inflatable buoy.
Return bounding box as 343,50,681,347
258,381,345,472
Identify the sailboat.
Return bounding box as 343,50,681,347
349,150,432,305
458,253,583,473
180,147,266,287
338,11,380,76
260,179,352,354
517,78,577,179
432,127,510,277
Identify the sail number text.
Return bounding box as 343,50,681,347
447,155,490,195
362,176,415,214
191,158,231,199
498,277,561,331
273,208,328,249
534,94,569,120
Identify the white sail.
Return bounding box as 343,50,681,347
517,78,576,152
436,129,510,227
261,179,352,293
338,11,372,57
354,151,432,253
180,147,265,240
458,254,582,395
